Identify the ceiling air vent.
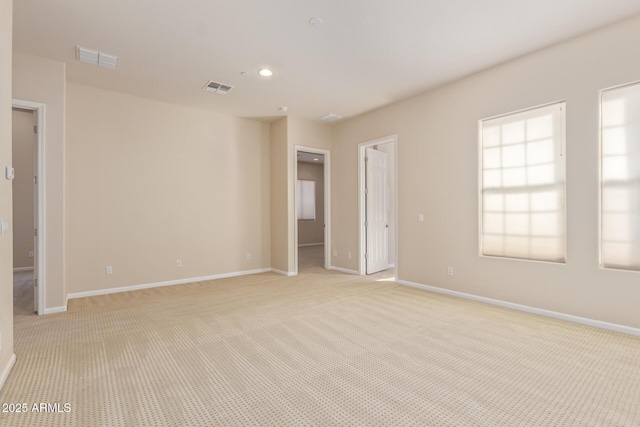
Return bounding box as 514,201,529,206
203,80,234,95
76,46,119,70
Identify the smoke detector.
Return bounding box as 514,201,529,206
203,80,234,95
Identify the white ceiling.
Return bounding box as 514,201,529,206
12,1,640,121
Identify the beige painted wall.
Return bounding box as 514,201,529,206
12,108,34,269
332,15,640,329
12,52,66,310
270,117,332,273
288,117,332,151
297,161,324,246
0,0,14,382
270,117,290,273
65,83,270,293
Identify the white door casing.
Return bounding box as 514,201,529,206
32,110,38,312
365,147,389,274
294,145,331,274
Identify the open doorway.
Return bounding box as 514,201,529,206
11,99,45,315
294,146,331,274
12,107,37,315
359,135,397,276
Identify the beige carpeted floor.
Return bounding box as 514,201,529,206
2,247,639,426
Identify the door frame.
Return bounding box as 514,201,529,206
12,99,46,315
358,135,398,275
294,145,331,274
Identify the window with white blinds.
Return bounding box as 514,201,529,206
480,102,566,262
296,179,316,221
601,83,640,271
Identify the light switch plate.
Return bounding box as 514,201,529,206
5,166,15,180
0,218,8,235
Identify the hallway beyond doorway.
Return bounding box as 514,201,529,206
13,271,34,317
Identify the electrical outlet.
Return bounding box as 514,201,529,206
28,250,34,258
348,252,352,259
447,267,454,276
418,213,424,222
246,252,252,260
333,249,338,257
106,266,113,275
176,259,182,268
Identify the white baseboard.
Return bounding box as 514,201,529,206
271,269,297,276
328,266,359,275
298,243,324,247
67,268,272,301
13,267,34,272
0,353,16,391
43,305,67,315
396,279,640,337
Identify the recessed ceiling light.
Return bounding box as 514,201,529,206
313,158,319,161
258,68,273,77
279,106,288,112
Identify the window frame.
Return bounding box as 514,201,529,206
599,80,640,273
478,100,568,264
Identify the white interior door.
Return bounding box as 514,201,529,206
365,147,389,274
32,111,38,313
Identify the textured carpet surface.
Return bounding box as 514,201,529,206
2,248,640,426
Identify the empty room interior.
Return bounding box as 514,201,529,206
2,1,640,425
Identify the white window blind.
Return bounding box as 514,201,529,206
480,102,566,262
296,180,316,221
601,83,640,271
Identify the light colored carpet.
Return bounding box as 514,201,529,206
12,271,34,317
2,256,639,426
298,244,326,272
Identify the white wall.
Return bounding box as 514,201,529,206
332,15,640,329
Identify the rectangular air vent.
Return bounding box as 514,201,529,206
76,46,119,70
203,80,234,95
77,46,98,65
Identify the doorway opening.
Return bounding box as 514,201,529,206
358,135,398,276
294,146,331,274
11,100,45,315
